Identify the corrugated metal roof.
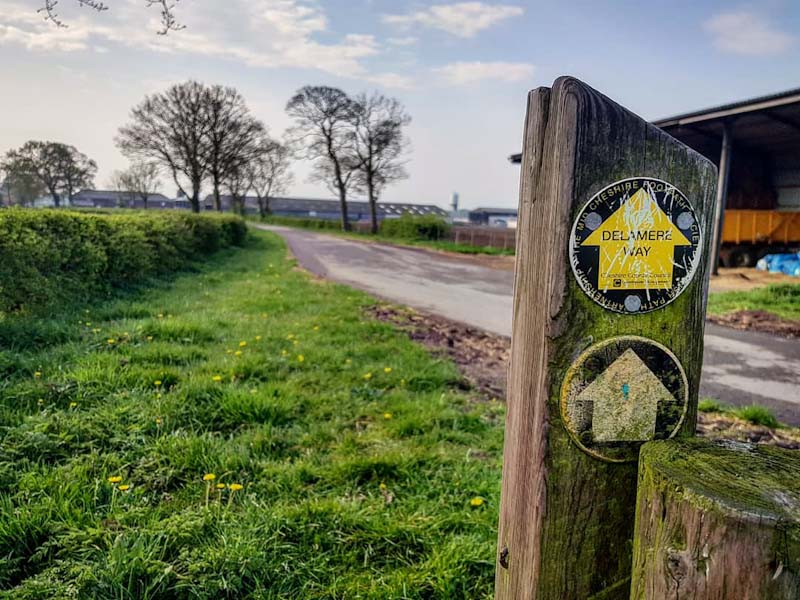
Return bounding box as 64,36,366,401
653,86,800,127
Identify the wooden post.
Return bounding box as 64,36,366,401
632,439,800,598
709,120,733,275
495,77,716,599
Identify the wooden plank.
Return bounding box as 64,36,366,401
495,77,717,599
632,439,800,599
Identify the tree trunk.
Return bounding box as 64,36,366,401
51,190,60,208
213,180,222,211
495,78,717,600
368,178,378,234
632,439,800,599
338,186,350,231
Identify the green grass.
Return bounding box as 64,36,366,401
257,217,515,256
707,283,800,320
698,397,783,428
0,231,502,599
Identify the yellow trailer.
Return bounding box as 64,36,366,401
719,209,800,267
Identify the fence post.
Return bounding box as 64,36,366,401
631,439,800,598
495,77,717,599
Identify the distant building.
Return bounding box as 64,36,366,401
72,190,174,209
469,207,518,228
206,195,448,220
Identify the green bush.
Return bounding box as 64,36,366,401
380,214,451,241
263,215,343,231
0,209,246,314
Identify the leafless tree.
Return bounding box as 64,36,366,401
60,145,98,203
113,162,160,209
2,141,95,207
109,171,136,208
206,85,265,211
286,86,357,231
117,81,212,213
350,92,411,233
38,0,184,35
223,164,250,217
0,168,44,206
247,135,293,218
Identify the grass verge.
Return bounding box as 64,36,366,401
706,283,800,321
257,217,515,256
0,231,502,599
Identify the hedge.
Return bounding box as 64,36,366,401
263,215,343,231
0,209,247,314
379,214,451,241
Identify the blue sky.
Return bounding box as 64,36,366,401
1,0,799,208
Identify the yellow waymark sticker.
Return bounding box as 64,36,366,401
581,187,692,291
570,177,702,314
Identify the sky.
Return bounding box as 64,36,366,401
1,0,799,209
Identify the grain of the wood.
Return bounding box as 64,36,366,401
631,439,800,599
494,77,717,600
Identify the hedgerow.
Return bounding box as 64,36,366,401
380,214,451,241
0,209,246,314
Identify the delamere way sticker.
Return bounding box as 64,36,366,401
570,177,702,314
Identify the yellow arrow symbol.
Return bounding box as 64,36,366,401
582,185,691,292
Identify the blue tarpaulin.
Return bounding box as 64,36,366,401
756,253,800,277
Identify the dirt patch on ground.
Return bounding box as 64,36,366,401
707,310,800,338
371,303,800,450
367,304,509,399
710,267,797,293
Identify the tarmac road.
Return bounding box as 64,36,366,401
260,225,800,426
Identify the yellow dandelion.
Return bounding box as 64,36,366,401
286,334,294,340
85,321,92,327
34,371,42,378
155,417,163,425
212,375,223,382
146,335,153,341
203,473,216,482
345,359,352,364
226,349,233,354
363,372,372,380
297,355,305,363
154,380,162,387
261,313,268,318
379,482,387,491
281,350,288,356
69,402,77,409
228,483,243,492
384,367,392,373
108,476,123,484
313,325,320,331
37,398,44,406
234,350,243,357
255,335,262,341
93,328,101,334
118,484,131,492
216,483,225,490
293,340,299,346
383,412,393,420
239,341,247,347
107,338,115,345
157,313,164,319
470,497,485,507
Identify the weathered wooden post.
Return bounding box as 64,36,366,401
631,439,800,598
495,77,716,599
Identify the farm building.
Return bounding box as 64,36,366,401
72,190,174,209
205,195,448,221
469,207,518,228
510,86,800,268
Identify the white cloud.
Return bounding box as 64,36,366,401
387,36,418,46
704,11,795,56
383,2,523,38
0,0,410,87
433,61,533,85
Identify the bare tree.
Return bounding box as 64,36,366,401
224,164,250,217
39,0,184,35
205,85,265,211
350,93,411,234
112,162,160,209
247,135,293,218
109,171,136,208
59,145,98,203
2,141,95,207
117,81,212,213
0,169,44,207
286,86,357,231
